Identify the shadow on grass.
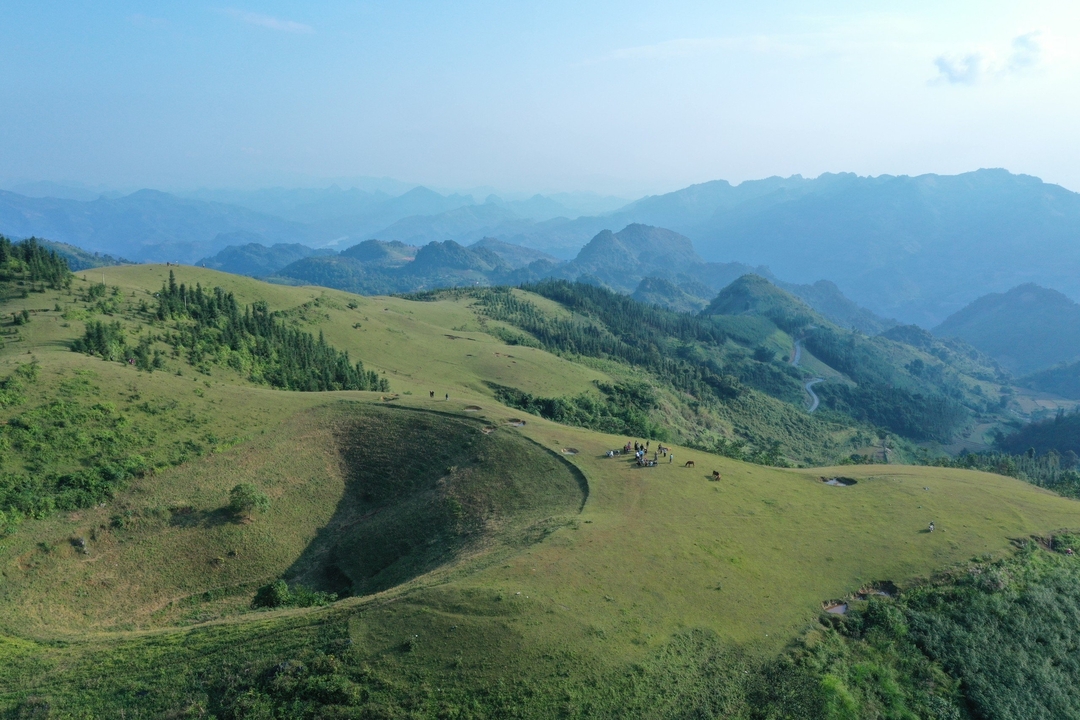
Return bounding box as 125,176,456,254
169,506,235,529
280,403,587,599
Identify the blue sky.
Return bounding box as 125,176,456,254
2,1,1078,195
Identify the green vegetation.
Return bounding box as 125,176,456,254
412,281,848,464
251,579,336,609
999,408,1080,456
2,262,1080,717
152,271,389,391
229,482,270,517
0,236,71,293
1021,360,1080,399
487,379,667,438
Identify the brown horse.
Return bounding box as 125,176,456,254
684,460,695,468
712,470,721,480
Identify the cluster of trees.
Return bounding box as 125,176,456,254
72,271,389,392
154,272,387,391
998,408,1080,456
486,380,668,439
0,236,71,288
924,447,1080,498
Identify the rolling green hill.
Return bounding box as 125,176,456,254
2,258,1080,717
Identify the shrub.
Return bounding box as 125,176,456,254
228,483,270,517
252,580,291,608
251,579,337,609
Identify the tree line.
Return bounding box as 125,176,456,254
75,270,388,392
0,236,71,289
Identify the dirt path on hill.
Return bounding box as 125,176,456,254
790,339,824,414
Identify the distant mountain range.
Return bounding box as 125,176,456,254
7,169,1080,327
241,223,893,335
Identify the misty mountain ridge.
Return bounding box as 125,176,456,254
195,239,335,277
261,223,891,335
9,169,1080,329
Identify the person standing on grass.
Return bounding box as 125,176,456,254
669,453,674,464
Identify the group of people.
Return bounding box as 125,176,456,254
606,440,673,467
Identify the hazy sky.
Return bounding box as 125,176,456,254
2,1,1078,196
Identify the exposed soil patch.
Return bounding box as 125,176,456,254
562,448,579,455
507,418,527,427
464,405,482,412
821,476,857,486
824,602,848,614
481,426,496,434
444,334,475,341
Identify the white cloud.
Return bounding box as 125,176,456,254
933,54,982,85
1007,32,1041,72
933,32,1042,85
221,9,313,34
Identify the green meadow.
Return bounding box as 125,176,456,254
2,265,1079,717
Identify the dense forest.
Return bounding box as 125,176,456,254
998,409,1080,456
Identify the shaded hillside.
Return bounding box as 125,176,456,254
779,279,897,335
1020,362,1080,401
32,238,131,271
469,237,559,269
272,240,511,293
700,275,1006,441
340,239,418,266
196,240,334,277
999,410,1080,457
934,283,1080,375
631,277,708,313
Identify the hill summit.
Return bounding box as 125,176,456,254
933,283,1080,375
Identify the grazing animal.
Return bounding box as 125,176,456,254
928,521,935,533
712,471,721,480
684,460,695,468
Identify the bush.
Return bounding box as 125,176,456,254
252,579,337,609
252,580,291,608
228,483,270,517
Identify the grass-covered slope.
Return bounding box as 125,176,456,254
2,263,1080,717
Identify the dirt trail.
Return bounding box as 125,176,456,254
790,339,824,414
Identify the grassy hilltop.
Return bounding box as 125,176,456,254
1,260,1080,717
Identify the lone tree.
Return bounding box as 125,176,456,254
228,483,270,518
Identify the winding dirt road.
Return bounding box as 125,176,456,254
790,339,824,413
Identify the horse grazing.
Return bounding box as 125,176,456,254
684,460,695,468
712,470,721,481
